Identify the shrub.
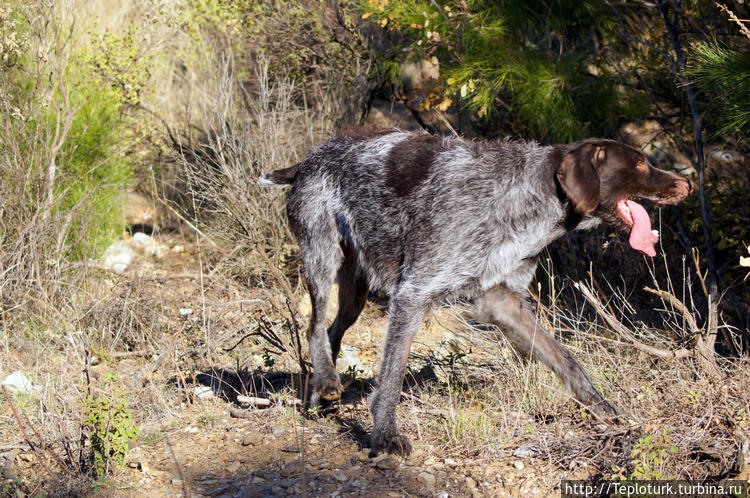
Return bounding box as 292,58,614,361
0,0,149,311
84,373,140,477
360,0,647,141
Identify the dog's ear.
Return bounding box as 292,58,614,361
556,144,604,216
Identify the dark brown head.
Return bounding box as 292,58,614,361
555,139,692,255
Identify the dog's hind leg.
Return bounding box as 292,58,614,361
474,284,620,421
294,213,343,409
369,287,429,457
328,242,368,361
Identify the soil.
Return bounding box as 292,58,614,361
118,403,558,498
5,194,749,496
96,225,562,497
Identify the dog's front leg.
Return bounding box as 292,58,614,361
474,284,620,421
369,290,428,457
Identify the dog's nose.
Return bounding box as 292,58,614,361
684,177,693,194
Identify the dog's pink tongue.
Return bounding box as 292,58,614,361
626,200,657,257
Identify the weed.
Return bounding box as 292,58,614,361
612,429,679,480
261,351,276,369
197,412,220,427
84,373,140,477
139,431,165,445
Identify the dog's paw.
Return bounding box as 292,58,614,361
318,380,343,401
313,374,343,402
369,432,412,458
589,399,624,424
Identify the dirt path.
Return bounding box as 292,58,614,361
121,401,558,497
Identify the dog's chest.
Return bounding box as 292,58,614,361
477,211,563,292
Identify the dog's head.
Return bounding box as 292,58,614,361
555,139,692,256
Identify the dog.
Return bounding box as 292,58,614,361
260,128,692,456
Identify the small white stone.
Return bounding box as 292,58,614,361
101,241,133,274
194,386,214,398
0,371,37,394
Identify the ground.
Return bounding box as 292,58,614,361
2,193,749,497
117,402,561,497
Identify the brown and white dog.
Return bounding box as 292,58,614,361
261,129,691,456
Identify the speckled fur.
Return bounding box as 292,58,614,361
261,128,691,456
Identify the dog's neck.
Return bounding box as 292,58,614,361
545,146,602,233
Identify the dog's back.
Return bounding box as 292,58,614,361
265,129,564,296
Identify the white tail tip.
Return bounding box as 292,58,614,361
258,176,283,188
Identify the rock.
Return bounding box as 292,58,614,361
1,371,37,394
101,241,133,274
513,460,524,470
194,386,214,399
335,345,363,372
131,232,168,259
242,435,263,446
443,458,457,466
237,395,271,408
373,456,399,470
227,461,241,473
417,471,436,487
281,461,304,476
272,426,286,436
171,477,184,485
512,445,541,458
333,472,348,482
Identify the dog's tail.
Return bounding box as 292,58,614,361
258,164,299,188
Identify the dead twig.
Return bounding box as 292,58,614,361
644,286,700,335
237,395,272,408
574,282,691,360
2,386,72,476
140,185,218,248
228,406,256,419
64,261,206,281
716,3,750,40
110,350,153,359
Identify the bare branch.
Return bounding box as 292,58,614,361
643,286,700,335
716,3,750,40
574,282,691,360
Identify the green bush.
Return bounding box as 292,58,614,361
50,27,153,257
0,1,151,268
84,373,140,477
361,0,647,141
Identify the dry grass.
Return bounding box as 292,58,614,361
394,257,750,480
1,1,748,495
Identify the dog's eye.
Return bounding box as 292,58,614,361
636,162,648,172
